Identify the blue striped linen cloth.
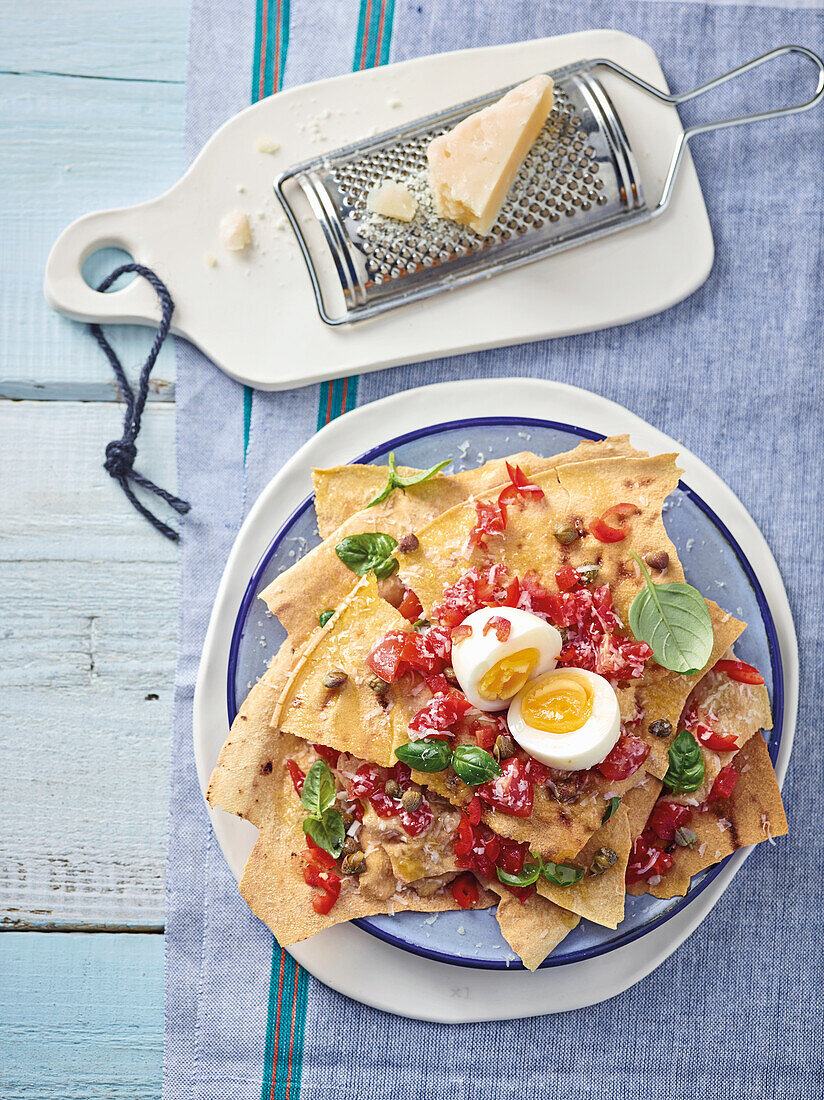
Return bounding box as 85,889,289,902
165,1,824,1097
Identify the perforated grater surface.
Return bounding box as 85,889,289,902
276,46,824,325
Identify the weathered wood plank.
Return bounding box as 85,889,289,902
1,401,178,563
0,933,163,1099
0,71,184,395
1,402,177,928
0,0,188,82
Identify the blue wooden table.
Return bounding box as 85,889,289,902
1,3,190,1093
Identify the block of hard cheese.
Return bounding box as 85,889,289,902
427,74,554,236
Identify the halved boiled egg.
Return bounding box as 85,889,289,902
450,607,563,712
507,668,620,770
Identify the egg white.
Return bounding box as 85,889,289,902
507,668,621,771
450,607,563,712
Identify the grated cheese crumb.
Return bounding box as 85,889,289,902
256,136,281,154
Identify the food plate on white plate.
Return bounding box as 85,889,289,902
194,378,797,1020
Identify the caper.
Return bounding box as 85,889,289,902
341,835,360,858
547,778,580,804
553,521,581,546
493,733,517,762
674,826,697,848
644,550,670,572
648,718,673,739
323,668,348,690
576,563,600,585
398,533,419,554
412,618,431,633
589,846,618,876
401,787,423,813
384,779,402,800
444,666,459,686
366,675,389,695
339,809,355,831
341,851,365,875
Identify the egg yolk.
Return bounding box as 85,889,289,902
478,648,539,702
520,673,594,734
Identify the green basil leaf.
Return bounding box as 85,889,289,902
318,609,335,628
300,759,337,818
628,551,714,675
663,730,705,793
302,809,345,858
542,860,585,887
496,861,541,888
367,452,452,508
394,738,453,773
451,745,503,786
602,795,621,824
335,532,399,579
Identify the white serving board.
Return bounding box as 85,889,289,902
193,379,797,1020
44,31,713,390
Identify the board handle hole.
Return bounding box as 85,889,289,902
82,247,136,291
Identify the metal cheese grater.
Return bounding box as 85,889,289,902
276,45,824,326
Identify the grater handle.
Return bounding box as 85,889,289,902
585,45,824,214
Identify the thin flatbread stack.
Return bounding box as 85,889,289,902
207,437,787,971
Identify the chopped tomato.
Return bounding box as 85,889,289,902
432,566,510,627
400,799,434,837
555,565,580,592
424,672,451,696
468,499,507,550
286,759,305,795
709,764,739,801
312,743,340,767
408,691,472,739
506,883,536,904
625,836,673,884
451,872,480,909
311,873,341,915
553,585,652,682
713,659,765,686
591,503,641,543
466,795,483,826
519,571,555,617
346,762,385,800
365,631,407,682
455,815,475,857
500,577,521,607
648,800,692,843
694,721,739,753
483,615,512,642
597,732,650,781
478,757,534,818
524,757,551,785
398,587,424,623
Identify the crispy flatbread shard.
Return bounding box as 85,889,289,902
312,436,643,538
535,806,631,929
491,885,580,971
209,657,498,946
633,733,787,901
396,453,684,620
263,438,644,642
639,609,747,780
622,776,663,841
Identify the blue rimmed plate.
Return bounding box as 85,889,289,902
194,380,797,1018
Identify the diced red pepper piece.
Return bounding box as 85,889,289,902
311,873,341,915
499,462,545,504
709,764,739,801
555,565,581,592
286,759,305,795
506,883,536,904
478,757,534,818
482,615,512,642
597,732,650,781
648,800,693,843
451,872,480,909
312,743,340,768
398,587,424,623
694,721,739,753
468,499,507,550
451,624,472,643
591,503,641,543
712,659,765,686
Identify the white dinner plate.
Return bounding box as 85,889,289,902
193,378,797,1020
